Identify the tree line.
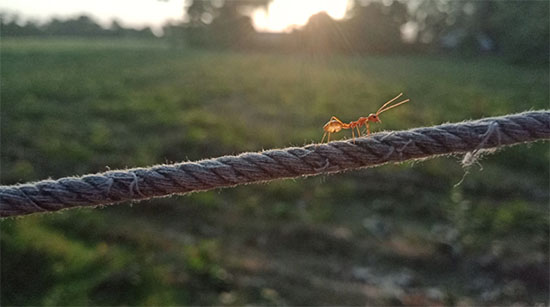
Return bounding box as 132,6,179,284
0,15,156,39
2,0,548,66
164,0,548,66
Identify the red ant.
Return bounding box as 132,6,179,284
321,93,410,143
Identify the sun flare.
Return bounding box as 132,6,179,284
252,0,350,33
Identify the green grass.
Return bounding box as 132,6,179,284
1,38,548,305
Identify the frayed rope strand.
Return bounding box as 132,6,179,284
1,110,549,218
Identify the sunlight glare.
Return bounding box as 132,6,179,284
252,0,350,33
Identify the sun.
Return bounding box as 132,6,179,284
252,0,350,33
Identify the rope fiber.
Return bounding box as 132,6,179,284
1,110,549,217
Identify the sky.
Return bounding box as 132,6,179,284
0,0,350,34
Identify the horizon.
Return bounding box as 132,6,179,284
0,0,350,35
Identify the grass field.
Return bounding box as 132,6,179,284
1,38,549,305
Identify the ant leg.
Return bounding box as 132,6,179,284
366,122,371,136
330,116,346,125
351,128,355,143
321,132,327,143
327,133,331,143
356,126,361,137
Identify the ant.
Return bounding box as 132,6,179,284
321,93,410,143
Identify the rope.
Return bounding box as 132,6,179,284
1,110,549,218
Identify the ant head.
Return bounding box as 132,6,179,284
367,113,381,123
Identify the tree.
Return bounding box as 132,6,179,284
342,0,407,53
292,0,408,55
171,0,270,48
0,14,44,36
487,1,549,65
44,16,105,37
299,12,342,54
411,0,549,65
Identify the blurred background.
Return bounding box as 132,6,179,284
1,0,548,305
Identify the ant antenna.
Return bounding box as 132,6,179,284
376,93,403,115
377,99,410,115
376,93,409,115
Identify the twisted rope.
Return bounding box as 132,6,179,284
1,111,549,217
